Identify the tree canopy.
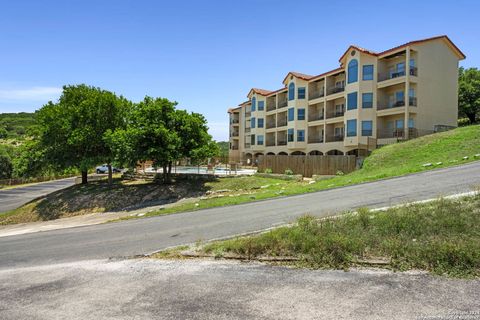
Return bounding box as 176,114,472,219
36,84,130,183
107,96,218,183
458,67,480,124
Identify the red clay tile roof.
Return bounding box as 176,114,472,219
282,71,315,83
248,88,273,96
227,107,241,113
309,67,345,81
338,35,465,62
378,35,465,59
266,87,288,96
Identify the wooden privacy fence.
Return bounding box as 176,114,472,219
257,155,357,177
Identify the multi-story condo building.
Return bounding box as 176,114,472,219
228,35,465,164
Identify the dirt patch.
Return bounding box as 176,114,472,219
0,179,212,224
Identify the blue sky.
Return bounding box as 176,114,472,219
1,0,479,141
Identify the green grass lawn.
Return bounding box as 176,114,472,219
158,194,480,278
124,125,480,220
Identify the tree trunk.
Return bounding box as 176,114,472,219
107,163,113,185
162,164,168,184
81,170,88,184
466,112,477,124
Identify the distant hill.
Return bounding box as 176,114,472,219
0,112,36,139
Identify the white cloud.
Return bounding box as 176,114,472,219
0,87,62,101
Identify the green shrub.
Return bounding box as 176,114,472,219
284,168,294,175
0,154,13,179
265,168,273,174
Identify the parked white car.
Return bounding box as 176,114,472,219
95,164,121,174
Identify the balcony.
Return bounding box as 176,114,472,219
266,121,276,129
327,86,345,96
308,113,324,122
230,131,239,137
377,128,419,139
377,100,405,111
277,119,287,127
309,90,325,100
325,134,344,142
378,67,418,82
230,119,239,124
308,137,324,144
245,111,251,117
277,140,287,146
266,103,276,112
245,128,251,133
266,141,276,147
230,146,239,150
278,100,288,109
244,143,251,148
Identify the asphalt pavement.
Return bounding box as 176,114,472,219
0,178,76,212
0,259,478,320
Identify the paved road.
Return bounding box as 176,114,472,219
0,178,75,213
1,259,479,320
0,161,479,269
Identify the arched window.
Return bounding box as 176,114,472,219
348,59,358,83
251,97,256,111
288,82,295,101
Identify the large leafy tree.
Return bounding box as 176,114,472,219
108,96,218,183
458,67,480,124
36,84,130,184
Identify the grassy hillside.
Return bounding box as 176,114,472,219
312,124,480,188
0,112,36,139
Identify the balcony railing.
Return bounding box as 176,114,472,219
326,110,345,119
230,132,239,137
308,137,324,144
277,119,287,127
230,119,239,124
378,67,418,82
244,143,251,148
309,90,325,100
266,141,276,147
230,146,239,150
266,103,276,112
377,100,405,111
245,127,251,133
327,86,345,95
377,128,420,139
277,140,287,146
325,134,344,142
245,112,251,117
266,121,276,129
308,113,324,122
278,100,288,109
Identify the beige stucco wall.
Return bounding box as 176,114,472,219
229,38,462,161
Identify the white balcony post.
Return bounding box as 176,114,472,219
405,46,411,139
